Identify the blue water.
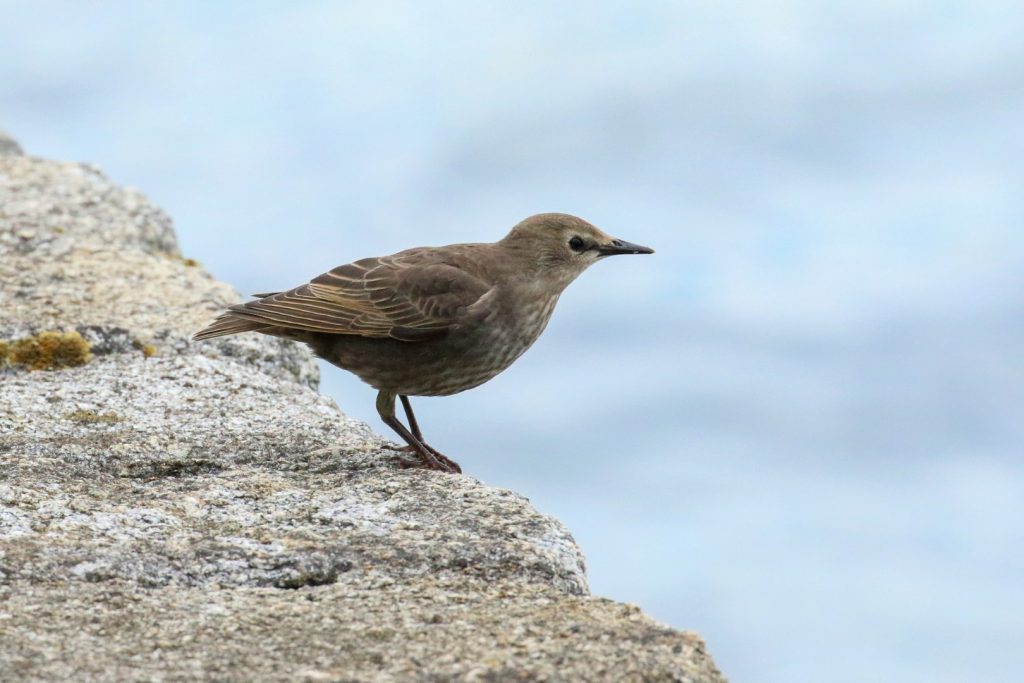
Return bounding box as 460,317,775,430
3,3,1023,680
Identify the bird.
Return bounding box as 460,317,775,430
193,213,653,473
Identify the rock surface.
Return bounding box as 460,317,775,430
0,129,21,156
0,135,725,682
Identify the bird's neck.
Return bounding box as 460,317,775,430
495,241,580,296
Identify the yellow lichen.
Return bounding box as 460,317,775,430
65,410,123,424
7,331,92,371
0,340,9,366
182,257,200,267
132,339,158,357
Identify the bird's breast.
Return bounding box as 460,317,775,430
477,291,560,365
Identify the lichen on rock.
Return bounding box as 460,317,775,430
0,132,725,682
2,330,93,370
64,409,124,424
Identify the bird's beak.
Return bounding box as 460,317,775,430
596,238,655,257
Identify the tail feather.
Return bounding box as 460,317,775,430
192,314,275,341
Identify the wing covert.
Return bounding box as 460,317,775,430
224,254,491,341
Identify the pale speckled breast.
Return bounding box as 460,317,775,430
427,292,561,395
311,292,561,397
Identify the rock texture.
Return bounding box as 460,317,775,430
0,135,725,682
0,129,22,156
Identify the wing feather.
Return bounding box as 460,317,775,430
195,251,492,342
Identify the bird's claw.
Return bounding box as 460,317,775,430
394,444,462,474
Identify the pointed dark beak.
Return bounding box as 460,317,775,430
596,238,655,257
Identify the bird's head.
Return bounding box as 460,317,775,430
500,213,654,290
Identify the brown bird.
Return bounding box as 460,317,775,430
194,213,653,473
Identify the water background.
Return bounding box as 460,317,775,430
3,2,1022,680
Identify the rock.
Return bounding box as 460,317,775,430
0,132,726,682
0,129,21,156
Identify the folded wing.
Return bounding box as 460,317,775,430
193,253,492,342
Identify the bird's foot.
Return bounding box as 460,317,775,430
395,444,462,474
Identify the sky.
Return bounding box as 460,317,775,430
2,2,1023,681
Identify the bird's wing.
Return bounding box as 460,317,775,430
217,253,492,342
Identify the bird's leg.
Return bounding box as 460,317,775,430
399,395,462,473
399,394,425,440
376,391,453,473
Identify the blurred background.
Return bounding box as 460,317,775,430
3,1,1022,680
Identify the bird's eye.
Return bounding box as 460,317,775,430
568,236,585,252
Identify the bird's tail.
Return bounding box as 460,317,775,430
192,313,275,341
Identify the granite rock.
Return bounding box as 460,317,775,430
0,130,22,156
0,134,725,682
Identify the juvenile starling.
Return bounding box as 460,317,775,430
194,213,653,473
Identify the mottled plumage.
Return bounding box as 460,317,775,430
194,213,653,473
